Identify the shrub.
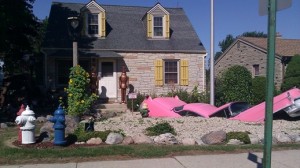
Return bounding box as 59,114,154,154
217,65,253,105
165,86,209,103
145,122,176,136
73,124,112,142
251,76,266,105
281,55,300,91
66,65,98,116
226,131,250,144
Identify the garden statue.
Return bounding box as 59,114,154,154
119,67,129,104
15,106,36,144
49,105,66,145
90,66,98,95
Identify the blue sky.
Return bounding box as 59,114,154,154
33,0,300,62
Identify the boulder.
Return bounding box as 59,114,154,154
195,139,206,145
105,132,124,144
275,132,292,143
0,123,8,128
36,116,47,123
153,133,178,145
201,130,226,145
182,138,196,145
122,136,134,145
248,134,261,144
132,133,153,144
87,137,102,145
227,139,243,145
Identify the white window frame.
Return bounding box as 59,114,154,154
87,13,99,36
164,60,179,84
153,16,163,37
253,64,260,77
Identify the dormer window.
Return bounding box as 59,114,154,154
153,17,163,37
81,1,106,38
88,14,98,35
146,3,170,39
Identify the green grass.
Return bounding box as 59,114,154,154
1,126,300,165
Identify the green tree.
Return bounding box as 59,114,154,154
251,76,266,105
216,65,253,105
240,31,267,38
0,0,40,74
281,54,300,91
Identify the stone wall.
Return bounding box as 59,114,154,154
117,52,206,97
215,41,283,89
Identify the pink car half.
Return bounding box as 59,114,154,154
142,96,250,118
142,87,300,122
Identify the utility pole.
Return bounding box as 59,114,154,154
210,0,215,105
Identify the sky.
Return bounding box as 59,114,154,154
32,0,300,64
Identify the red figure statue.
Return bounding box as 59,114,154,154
119,67,129,104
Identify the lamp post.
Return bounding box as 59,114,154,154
68,16,80,67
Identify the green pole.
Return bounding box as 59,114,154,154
263,0,277,168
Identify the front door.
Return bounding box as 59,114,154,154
98,60,117,99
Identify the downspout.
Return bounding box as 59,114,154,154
202,53,208,92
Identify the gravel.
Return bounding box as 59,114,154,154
94,112,300,142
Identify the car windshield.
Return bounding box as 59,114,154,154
229,102,250,116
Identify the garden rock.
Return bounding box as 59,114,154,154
105,132,124,144
36,116,47,123
182,138,196,145
227,139,243,145
87,137,102,145
275,132,292,143
0,123,8,128
122,136,134,145
201,130,226,145
132,133,154,144
248,134,261,144
65,115,79,134
295,136,300,142
195,139,206,145
154,133,178,145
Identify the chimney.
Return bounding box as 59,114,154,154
276,32,282,38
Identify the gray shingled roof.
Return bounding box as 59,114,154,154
42,2,206,54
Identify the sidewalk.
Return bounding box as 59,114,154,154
1,149,299,168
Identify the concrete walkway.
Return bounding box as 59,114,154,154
0,149,299,168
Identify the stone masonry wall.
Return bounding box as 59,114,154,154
117,52,206,97
215,41,283,89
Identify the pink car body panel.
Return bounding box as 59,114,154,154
231,88,300,122
182,103,218,118
144,96,185,118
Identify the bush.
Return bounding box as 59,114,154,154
127,92,145,111
217,65,253,105
226,131,250,144
145,122,176,136
66,65,98,116
73,124,112,142
165,86,209,103
281,55,300,91
251,76,266,105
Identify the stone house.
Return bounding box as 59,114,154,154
42,1,206,102
215,37,300,89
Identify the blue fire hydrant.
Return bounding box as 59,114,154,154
49,106,66,145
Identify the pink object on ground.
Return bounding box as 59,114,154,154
231,88,300,122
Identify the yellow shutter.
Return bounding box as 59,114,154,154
165,15,170,38
154,59,163,86
180,60,189,86
147,14,153,38
101,12,106,37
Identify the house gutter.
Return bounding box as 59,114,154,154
42,48,206,54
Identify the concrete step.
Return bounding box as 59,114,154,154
93,103,128,113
